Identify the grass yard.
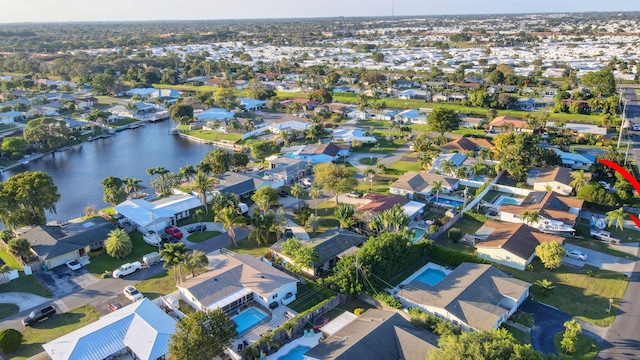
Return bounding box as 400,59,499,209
287,283,328,313
8,305,101,360
0,303,19,320
359,157,379,165
227,236,274,258
451,128,487,137
85,232,158,275
501,260,627,326
310,201,340,235
108,117,138,127
0,247,23,270
357,119,389,127
356,176,391,194
185,130,242,142
135,268,176,299
0,275,51,297
503,324,531,345
388,161,420,173
186,231,222,243
355,138,405,154
553,332,599,360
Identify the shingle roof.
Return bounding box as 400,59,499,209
299,143,340,157
215,171,265,196
441,137,493,152
177,253,297,306
528,167,575,185
390,172,458,193
304,309,438,360
357,194,410,213
271,228,366,265
475,221,564,260
397,263,531,331
499,191,584,225
489,116,528,128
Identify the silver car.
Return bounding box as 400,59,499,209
566,249,587,261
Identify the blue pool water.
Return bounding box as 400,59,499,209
494,195,522,206
278,346,312,360
432,197,464,207
410,228,426,243
233,308,269,335
415,268,448,286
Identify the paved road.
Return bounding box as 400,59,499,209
598,86,640,359
564,243,635,274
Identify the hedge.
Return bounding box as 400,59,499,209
464,210,492,223
373,292,402,309
423,242,490,267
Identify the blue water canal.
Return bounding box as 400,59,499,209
4,119,217,222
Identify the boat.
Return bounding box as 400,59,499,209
538,220,576,236
21,160,29,165
169,128,179,135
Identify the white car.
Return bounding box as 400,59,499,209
566,249,587,261
112,262,142,278
123,285,144,302
633,124,640,131
65,259,82,271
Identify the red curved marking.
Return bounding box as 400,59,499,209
598,159,640,229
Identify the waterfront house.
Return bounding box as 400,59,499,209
389,172,459,199
195,108,236,122
213,171,272,198
270,227,367,277
43,298,176,360
527,167,579,195
114,194,202,233
472,220,565,270
397,263,531,331
304,309,438,360
178,253,298,313
284,143,350,164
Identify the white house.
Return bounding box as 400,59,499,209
331,128,377,144
114,194,202,233
395,109,427,124
389,172,459,199
178,253,298,313
551,148,594,170
267,120,311,134
397,263,531,331
0,111,26,124
195,108,236,121
527,167,578,196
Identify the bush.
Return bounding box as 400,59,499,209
465,210,491,223
587,270,594,277
354,308,365,316
423,242,490,267
373,292,402,309
429,224,438,234
0,328,22,353
408,308,458,336
448,228,462,243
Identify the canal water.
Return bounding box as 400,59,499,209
4,119,217,222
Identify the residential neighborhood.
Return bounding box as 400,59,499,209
0,9,639,360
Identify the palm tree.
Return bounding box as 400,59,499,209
146,167,157,192
454,167,469,180
334,203,356,229
377,204,410,233
154,166,170,194
569,170,588,193
605,207,627,231
440,160,455,176
535,279,556,296
290,183,303,209
364,167,376,192
307,214,321,235
249,211,276,245
305,126,321,143
214,206,246,247
183,250,208,277
309,186,323,216
279,130,291,147
417,154,434,172
160,242,188,284
178,165,196,184
520,210,541,226
123,177,142,199
193,208,205,229
194,171,215,213
431,181,443,205
105,229,133,259
7,238,32,260
477,148,493,162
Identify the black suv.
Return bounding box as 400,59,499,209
160,233,179,245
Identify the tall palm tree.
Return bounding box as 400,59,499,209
194,171,215,213
605,207,627,231
431,181,443,205
309,186,323,216
290,183,303,209
417,154,434,172
440,160,455,176
146,167,157,192
305,126,321,143
154,166,169,194
249,211,276,245
123,177,142,199
334,203,356,229
280,130,291,147
364,167,376,192
215,206,246,247
178,165,196,184
160,242,188,284
569,170,588,193
477,148,493,162
520,210,541,226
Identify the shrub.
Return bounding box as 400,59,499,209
465,210,491,223
0,328,22,353
526,264,534,271
448,228,462,243
354,308,365,316
429,224,438,234
373,292,402,309
423,242,490,267
587,270,594,277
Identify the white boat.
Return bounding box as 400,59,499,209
538,220,576,236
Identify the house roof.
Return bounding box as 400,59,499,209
214,171,267,196
357,193,411,213
390,172,458,193
397,263,531,331
271,228,366,265
474,221,564,260
552,148,595,165
42,298,176,360
299,143,340,157
441,137,492,152
177,253,297,307
22,226,66,258
489,116,528,129
304,309,438,360
196,108,236,120
527,167,575,186
499,191,584,225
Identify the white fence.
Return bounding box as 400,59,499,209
491,184,535,197
241,126,270,140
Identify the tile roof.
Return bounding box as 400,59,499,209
527,167,576,185
357,194,411,213
441,137,492,152
271,228,366,265
499,191,584,224
390,172,458,193
474,221,564,260
398,263,531,331
304,309,438,360
489,116,528,128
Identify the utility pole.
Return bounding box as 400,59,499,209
618,100,628,149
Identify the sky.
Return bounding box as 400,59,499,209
0,0,638,23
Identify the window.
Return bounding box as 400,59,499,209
273,293,278,299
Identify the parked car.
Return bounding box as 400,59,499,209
65,259,82,271
160,233,179,245
164,226,183,239
278,189,289,197
633,123,640,131
124,285,144,302
283,228,294,239
346,191,362,198
566,249,588,261
22,305,56,326
301,178,313,187
112,262,142,278
108,302,124,312
186,223,207,233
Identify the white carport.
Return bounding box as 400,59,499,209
114,199,174,232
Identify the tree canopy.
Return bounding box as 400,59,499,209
101,176,127,206
428,328,544,360
251,186,279,212
0,171,60,228
535,241,565,270
203,148,231,174
281,237,320,273
313,163,358,204
427,107,460,135
23,117,70,151
169,308,237,360
580,69,616,96
249,140,279,160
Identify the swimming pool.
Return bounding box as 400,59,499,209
414,268,448,286
233,308,269,335
494,194,523,206
277,345,312,360
432,197,464,208
409,227,426,243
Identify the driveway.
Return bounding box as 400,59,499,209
564,243,635,275
189,228,250,253
34,265,101,297
0,292,51,312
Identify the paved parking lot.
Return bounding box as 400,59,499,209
564,244,635,275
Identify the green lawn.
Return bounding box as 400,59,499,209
355,138,405,154
388,161,420,173
0,247,23,270
0,275,51,297
553,332,599,360
134,268,176,299
0,303,18,320
184,130,242,142
501,261,627,326
310,201,340,235
503,324,531,345
357,119,389,127
186,231,222,243
227,236,274,258
451,128,487,137
356,177,391,194
287,283,328,313
108,117,138,127
85,232,158,275
359,157,379,165
9,305,101,360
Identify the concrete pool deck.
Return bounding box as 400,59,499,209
270,332,322,360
